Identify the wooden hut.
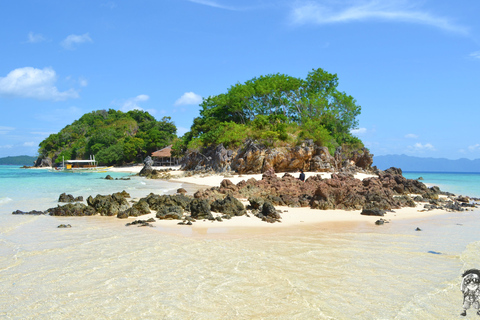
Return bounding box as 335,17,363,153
151,145,178,166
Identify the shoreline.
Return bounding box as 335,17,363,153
107,165,468,236
19,165,476,237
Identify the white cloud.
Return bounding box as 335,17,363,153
121,94,150,111
79,77,88,87
174,92,202,106
27,32,46,43
350,127,367,135
23,142,35,147
470,51,480,60
405,133,418,139
188,0,238,10
0,145,13,149
468,144,480,151
290,0,468,35
0,126,15,134
412,142,435,151
31,131,55,136
0,67,79,101
61,33,93,50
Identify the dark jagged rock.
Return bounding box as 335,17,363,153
58,193,83,203
48,203,97,216
254,201,282,223
156,205,184,220
190,199,213,220
117,199,151,219
34,156,52,168
116,190,131,198
139,156,154,176
191,165,454,215
361,207,385,216
105,175,114,180
177,188,187,194
57,224,72,228
144,193,191,211
126,218,155,226
210,195,246,217
86,192,129,216
248,196,265,210
12,210,46,215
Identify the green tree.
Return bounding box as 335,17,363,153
180,68,362,153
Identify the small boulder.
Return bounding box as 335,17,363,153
211,195,246,216
12,210,46,215
361,207,385,216
48,203,96,216
156,205,184,220
190,199,213,220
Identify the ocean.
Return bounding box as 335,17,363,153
1,166,480,319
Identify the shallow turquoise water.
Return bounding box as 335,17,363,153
0,165,183,214
1,166,480,318
403,171,480,198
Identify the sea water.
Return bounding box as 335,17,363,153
403,171,480,198
1,167,480,319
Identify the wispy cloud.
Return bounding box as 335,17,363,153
0,67,79,101
27,32,46,43
405,133,418,139
23,142,35,147
0,126,15,134
121,94,150,112
188,0,240,11
470,51,480,60
290,0,468,35
31,131,55,136
174,92,203,106
61,33,93,50
468,144,480,151
411,142,435,151
78,77,88,87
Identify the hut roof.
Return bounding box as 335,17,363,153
152,145,173,158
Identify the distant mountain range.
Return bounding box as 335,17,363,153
373,155,480,172
0,156,37,166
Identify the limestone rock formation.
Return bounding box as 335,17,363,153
180,140,374,174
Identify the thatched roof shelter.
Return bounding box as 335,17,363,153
152,145,172,158
151,145,178,165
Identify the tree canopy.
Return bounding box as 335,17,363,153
176,68,363,155
38,109,177,165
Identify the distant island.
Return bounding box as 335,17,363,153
373,154,480,172
0,155,37,166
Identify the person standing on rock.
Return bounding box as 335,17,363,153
299,170,305,182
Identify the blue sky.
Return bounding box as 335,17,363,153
1,0,479,160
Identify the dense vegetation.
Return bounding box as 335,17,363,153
0,156,37,166
174,68,363,156
38,109,177,165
